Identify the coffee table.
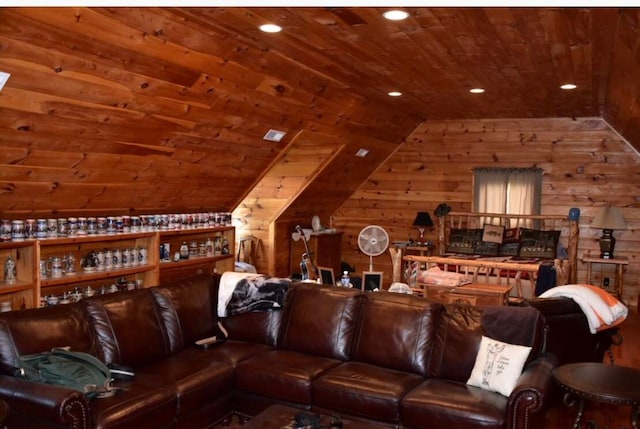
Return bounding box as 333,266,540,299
242,404,383,429
553,362,640,429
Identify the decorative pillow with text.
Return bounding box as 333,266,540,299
466,336,532,397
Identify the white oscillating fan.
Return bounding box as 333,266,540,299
358,225,390,271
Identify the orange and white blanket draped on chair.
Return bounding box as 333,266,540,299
540,284,628,333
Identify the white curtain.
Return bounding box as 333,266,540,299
473,168,542,227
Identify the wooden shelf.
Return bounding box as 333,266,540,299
0,225,235,309
40,264,158,288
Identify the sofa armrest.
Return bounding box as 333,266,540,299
506,353,558,429
0,375,90,429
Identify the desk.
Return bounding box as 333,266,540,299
553,363,640,429
583,255,629,299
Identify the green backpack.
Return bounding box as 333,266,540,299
15,348,118,399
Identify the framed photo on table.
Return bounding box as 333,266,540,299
318,266,335,286
362,271,383,291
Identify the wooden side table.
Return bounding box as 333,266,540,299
553,363,640,429
583,255,629,299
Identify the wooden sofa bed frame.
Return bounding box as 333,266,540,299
403,211,580,299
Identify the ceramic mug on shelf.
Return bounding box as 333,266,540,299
48,256,63,278
63,253,76,275
11,220,25,241
39,259,48,279
46,218,58,238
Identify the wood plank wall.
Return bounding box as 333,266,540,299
333,117,640,306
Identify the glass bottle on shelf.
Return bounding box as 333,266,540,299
341,271,350,288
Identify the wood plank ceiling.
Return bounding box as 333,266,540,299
0,7,638,221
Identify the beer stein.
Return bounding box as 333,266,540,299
63,253,76,275
104,250,114,270
46,218,58,238
25,219,37,239
112,249,122,269
36,219,48,239
11,220,25,241
39,259,49,279
56,218,68,237
49,256,63,278
95,250,105,271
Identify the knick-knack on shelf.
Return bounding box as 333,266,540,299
4,256,17,284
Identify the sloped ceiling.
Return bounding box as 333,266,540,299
0,7,639,220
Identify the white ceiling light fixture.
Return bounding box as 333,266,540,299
383,10,409,21
259,24,282,33
263,129,286,142
469,88,485,94
388,91,402,97
356,148,369,158
0,71,10,91
561,83,577,90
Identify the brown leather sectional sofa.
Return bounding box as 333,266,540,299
0,273,615,429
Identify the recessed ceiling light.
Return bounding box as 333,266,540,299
356,148,369,158
263,129,286,142
259,24,282,33
0,71,10,91
561,83,577,90
383,10,409,21
388,91,402,97
469,88,485,94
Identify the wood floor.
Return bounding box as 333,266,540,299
543,307,639,428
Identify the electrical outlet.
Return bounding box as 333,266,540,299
603,277,610,287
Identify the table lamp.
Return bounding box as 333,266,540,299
412,211,433,245
590,206,626,259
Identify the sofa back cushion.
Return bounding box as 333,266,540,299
152,273,218,353
428,304,545,381
83,289,170,367
350,292,441,376
0,303,94,374
277,283,362,360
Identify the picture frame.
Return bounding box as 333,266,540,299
482,224,505,244
362,271,383,291
318,266,335,286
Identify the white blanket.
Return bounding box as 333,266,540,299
539,284,628,334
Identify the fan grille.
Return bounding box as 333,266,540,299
358,225,389,257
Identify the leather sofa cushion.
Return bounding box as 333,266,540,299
428,305,484,381
0,303,94,373
400,378,506,429
313,361,424,423
90,377,176,429
221,311,281,346
134,354,234,417
84,289,170,367
235,349,341,404
152,273,219,352
278,283,361,360
351,292,440,375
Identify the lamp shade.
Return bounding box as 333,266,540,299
591,207,627,230
413,212,434,228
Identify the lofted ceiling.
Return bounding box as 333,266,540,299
0,7,639,221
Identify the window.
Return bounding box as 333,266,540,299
473,168,542,227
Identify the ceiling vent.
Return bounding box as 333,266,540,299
263,129,286,142
0,72,10,91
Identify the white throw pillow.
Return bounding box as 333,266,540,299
467,336,532,397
